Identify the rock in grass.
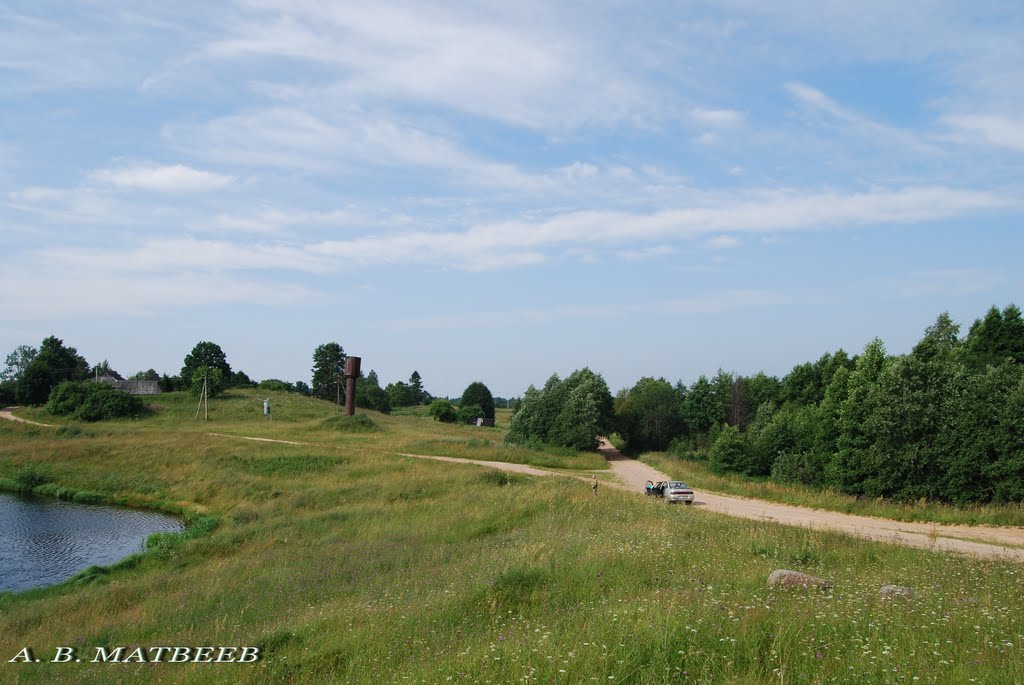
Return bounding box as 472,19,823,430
768,569,832,590
879,585,915,600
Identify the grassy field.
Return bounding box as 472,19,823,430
639,451,1024,528
1,391,1023,684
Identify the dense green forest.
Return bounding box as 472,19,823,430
615,304,1024,505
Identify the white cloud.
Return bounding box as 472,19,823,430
894,269,1006,298
88,163,233,192
310,185,1009,271
706,235,741,249
690,108,744,127
177,1,655,132
616,245,676,261
942,114,1024,153
37,238,330,274
785,81,935,153
164,107,539,188
382,289,792,331
0,268,315,320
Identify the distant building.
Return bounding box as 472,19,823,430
93,373,162,396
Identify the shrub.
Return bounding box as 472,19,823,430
15,463,50,489
458,404,484,424
46,381,148,422
429,399,458,423
771,450,828,487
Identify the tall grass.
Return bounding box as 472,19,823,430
1,392,1022,683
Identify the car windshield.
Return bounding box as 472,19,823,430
667,482,689,489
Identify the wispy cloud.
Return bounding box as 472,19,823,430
706,235,741,249
382,289,793,331
893,268,1006,298
88,163,233,192
942,114,1024,153
0,268,315,319
164,107,539,188
785,81,936,153
690,108,744,127
37,238,330,274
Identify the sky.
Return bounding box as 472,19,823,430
2,1,1022,399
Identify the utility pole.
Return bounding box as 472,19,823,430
194,372,209,421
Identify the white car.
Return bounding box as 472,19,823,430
662,481,694,505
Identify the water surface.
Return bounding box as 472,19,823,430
0,492,183,592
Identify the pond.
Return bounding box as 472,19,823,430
0,492,184,593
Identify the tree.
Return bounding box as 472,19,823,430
460,381,495,419
230,370,255,388
409,371,425,405
130,369,161,381
2,345,38,382
259,379,293,392
825,338,888,494
182,342,231,384
355,370,390,413
709,425,749,475
16,336,89,405
964,304,1024,368
311,342,345,402
616,377,685,452
386,381,416,408
293,381,312,396
191,366,227,398
506,369,612,451
912,312,961,362
90,360,118,378
682,375,722,434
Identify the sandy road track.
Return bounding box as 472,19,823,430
0,407,55,427
402,438,1024,562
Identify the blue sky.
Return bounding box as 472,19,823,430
2,1,1022,398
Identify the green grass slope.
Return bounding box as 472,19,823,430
0,393,1021,684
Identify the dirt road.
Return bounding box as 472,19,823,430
405,439,1024,562
600,438,1024,561
0,407,55,427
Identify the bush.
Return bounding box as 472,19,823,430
259,379,293,392
429,399,458,423
458,404,484,424
771,450,828,487
0,380,15,406
46,381,148,421
15,463,50,489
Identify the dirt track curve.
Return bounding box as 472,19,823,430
405,438,1024,563
0,407,55,427
6,414,1023,562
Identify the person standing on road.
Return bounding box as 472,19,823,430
592,475,598,496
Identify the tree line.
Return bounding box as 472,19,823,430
0,336,470,421
614,304,1024,505
501,304,1023,505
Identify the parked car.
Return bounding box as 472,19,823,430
645,480,694,504
662,481,694,504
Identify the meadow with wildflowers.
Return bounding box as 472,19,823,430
1,390,1022,684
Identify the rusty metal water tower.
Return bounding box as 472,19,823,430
344,356,361,416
